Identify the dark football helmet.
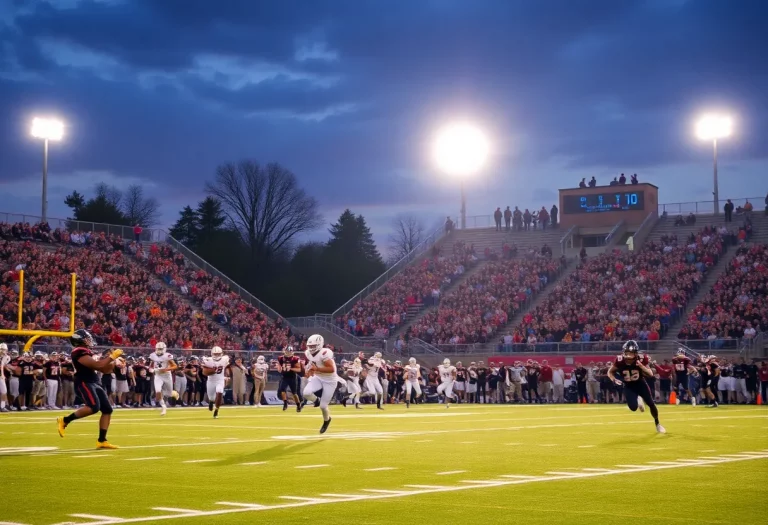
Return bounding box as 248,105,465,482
70,329,95,348
622,340,639,361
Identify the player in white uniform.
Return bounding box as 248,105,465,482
302,334,337,434
403,357,422,408
437,358,458,408
251,355,269,407
0,343,9,412
148,342,178,416
342,358,363,409
364,351,385,410
202,346,230,419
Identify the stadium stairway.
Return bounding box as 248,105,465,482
445,227,564,256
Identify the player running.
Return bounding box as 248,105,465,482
608,340,666,433
302,334,338,434
364,351,385,410
403,357,423,408
148,342,177,416
699,355,720,408
276,346,303,412
251,355,269,407
342,357,363,408
437,358,458,407
56,329,123,448
201,346,229,419
672,348,697,405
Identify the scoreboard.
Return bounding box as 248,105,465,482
562,191,645,214
558,183,658,228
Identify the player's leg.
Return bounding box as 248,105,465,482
46,379,59,409
444,380,456,407
405,381,413,407
0,377,8,411
375,378,384,409
624,386,639,412
292,377,302,411
316,378,335,433
58,382,99,437
206,381,217,415
302,375,321,404
93,384,116,447
214,382,224,417
635,382,664,431
254,379,265,407
154,374,167,414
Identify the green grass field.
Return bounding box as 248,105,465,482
2,404,767,525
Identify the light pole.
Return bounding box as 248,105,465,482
30,117,64,223
432,122,490,229
696,115,732,215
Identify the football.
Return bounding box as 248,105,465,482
171,390,179,400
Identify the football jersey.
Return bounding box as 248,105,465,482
277,355,300,377
404,364,420,382
202,355,230,382
346,364,362,380
304,348,337,380
367,357,382,376
252,362,269,381
613,355,645,383
71,347,99,383
149,352,174,375
438,364,456,382
672,356,692,374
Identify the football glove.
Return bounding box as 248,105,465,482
613,377,623,386
109,349,124,360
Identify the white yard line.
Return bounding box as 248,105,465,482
151,508,201,514
577,445,595,448
69,514,124,521
294,464,329,469
240,461,268,466
183,459,218,464
364,467,397,472
436,470,466,475
126,457,165,461
36,452,767,525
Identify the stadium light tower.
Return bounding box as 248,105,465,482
30,117,65,224
432,122,490,229
695,114,732,215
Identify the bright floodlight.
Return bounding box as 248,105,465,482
432,122,489,176
696,115,732,141
31,117,64,141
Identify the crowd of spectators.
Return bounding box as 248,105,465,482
493,205,558,232
335,244,479,339
406,257,565,346
677,243,767,343
578,173,639,188
131,242,295,351
512,225,729,349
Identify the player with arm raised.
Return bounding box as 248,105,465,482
672,348,698,405
148,342,178,416
608,340,665,433
202,346,229,419
302,335,337,433
436,358,458,408
404,357,423,408
56,329,123,448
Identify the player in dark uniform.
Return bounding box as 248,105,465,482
16,353,38,410
608,340,666,433
185,357,201,406
56,329,123,448
276,346,302,412
672,349,697,405
700,355,719,408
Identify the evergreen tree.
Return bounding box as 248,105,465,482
196,197,227,241
169,206,199,246
64,187,129,226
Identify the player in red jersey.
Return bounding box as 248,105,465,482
671,348,698,405
608,340,666,433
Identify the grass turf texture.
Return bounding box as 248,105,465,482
1,404,767,525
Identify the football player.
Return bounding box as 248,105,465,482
436,358,458,408
699,355,719,408
0,343,9,411
251,355,269,407
202,346,229,419
403,357,422,408
672,348,697,405
342,357,363,408
43,351,61,409
364,351,385,410
608,340,665,433
56,329,123,448
276,346,302,412
184,357,201,406
148,342,177,416
302,334,337,434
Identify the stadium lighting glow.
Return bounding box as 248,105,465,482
695,115,732,141
31,117,65,141
432,123,490,177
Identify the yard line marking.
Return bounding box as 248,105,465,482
697,456,724,460
151,508,201,515
364,467,397,472
414,439,432,443
319,494,364,499
436,470,466,475
615,464,646,469
460,441,477,444
647,462,686,466
699,449,717,452
405,484,451,489
279,497,329,503
577,445,595,448
240,462,268,466
72,455,111,459
295,464,329,469
215,502,266,509
69,514,123,521
720,454,762,458
498,474,542,479
126,457,164,461
582,468,615,472
545,471,583,476
460,480,501,485
538,444,558,447
675,460,706,464
0,521,30,525
183,459,218,464
361,489,413,495
648,447,666,450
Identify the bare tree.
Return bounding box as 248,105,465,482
205,160,323,265
122,185,160,227
387,214,424,265
95,182,122,209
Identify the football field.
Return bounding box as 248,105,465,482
2,404,767,525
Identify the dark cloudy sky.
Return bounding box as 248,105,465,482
1,0,766,250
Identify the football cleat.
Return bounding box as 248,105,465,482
208,402,214,412
638,397,645,412
691,397,697,407
213,408,219,419
56,417,66,438
96,441,118,449
160,408,166,416
656,424,666,434
319,417,332,434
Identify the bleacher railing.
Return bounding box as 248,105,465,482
658,196,765,216
559,224,576,254
288,315,385,350
604,219,625,246
331,219,447,318
631,210,658,248
0,212,167,243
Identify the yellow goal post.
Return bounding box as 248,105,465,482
0,270,77,352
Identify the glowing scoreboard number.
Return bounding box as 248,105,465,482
564,191,645,214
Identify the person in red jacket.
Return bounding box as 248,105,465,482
133,224,143,242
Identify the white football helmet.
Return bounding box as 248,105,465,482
306,334,324,355
353,357,361,365
155,342,167,355
408,357,416,365
374,351,382,359
256,355,265,364
0,342,7,354
443,358,451,367
395,360,402,366
211,346,223,361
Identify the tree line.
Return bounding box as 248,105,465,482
64,160,426,317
